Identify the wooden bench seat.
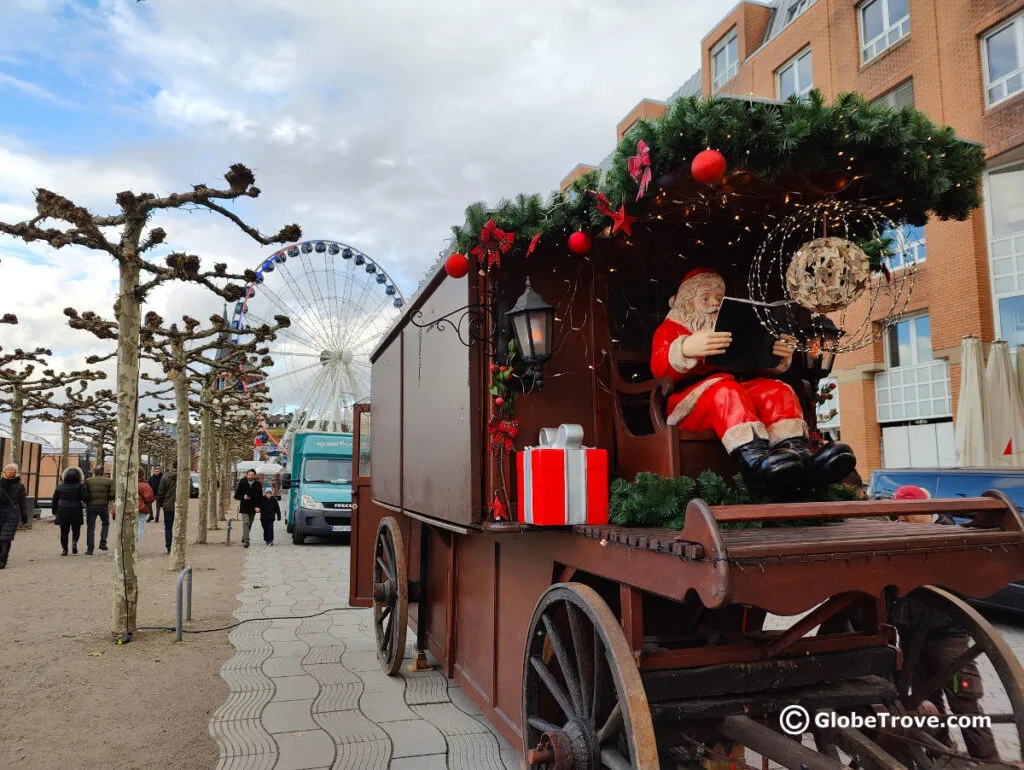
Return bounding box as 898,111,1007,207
609,348,735,480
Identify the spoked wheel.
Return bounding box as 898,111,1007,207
372,517,408,675
882,585,1024,767
522,583,659,770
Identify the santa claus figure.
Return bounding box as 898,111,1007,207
650,267,856,493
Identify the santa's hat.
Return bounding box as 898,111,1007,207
668,267,724,309
893,485,931,500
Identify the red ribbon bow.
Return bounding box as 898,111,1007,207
588,190,614,217
627,140,652,201
487,415,520,455
471,219,515,269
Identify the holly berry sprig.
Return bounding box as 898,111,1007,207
489,339,519,415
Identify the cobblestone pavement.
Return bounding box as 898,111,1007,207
210,523,520,770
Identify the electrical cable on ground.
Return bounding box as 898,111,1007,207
133,605,366,636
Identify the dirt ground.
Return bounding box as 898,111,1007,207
0,499,244,769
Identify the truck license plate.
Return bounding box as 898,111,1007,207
331,525,351,533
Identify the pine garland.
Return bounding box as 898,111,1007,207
449,91,984,260
608,471,860,530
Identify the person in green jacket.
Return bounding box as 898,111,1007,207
83,466,113,555
156,465,178,555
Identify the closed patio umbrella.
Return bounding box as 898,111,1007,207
1015,345,1024,406
984,340,1024,467
954,335,989,466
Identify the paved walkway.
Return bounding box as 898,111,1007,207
209,524,520,770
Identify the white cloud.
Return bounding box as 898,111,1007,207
1,0,725,434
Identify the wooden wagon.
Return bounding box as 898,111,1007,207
348,96,1024,768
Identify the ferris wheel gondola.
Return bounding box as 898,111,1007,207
230,240,405,453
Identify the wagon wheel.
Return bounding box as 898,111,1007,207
522,583,659,770
372,517,408,676
882,585,1024,767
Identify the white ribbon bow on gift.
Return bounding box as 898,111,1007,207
523,424,591,525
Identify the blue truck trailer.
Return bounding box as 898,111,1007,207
282,432,354,545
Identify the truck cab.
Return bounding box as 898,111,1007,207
282,432,354,545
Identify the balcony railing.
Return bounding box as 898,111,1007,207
875,360,952,424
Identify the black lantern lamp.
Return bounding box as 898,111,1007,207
506,278,555,389
802,315,842,382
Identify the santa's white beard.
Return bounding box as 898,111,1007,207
680,308,719,332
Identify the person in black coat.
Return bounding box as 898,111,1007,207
52,467,90,555
233,470,264,549
0,462,28,568
260,494,281,546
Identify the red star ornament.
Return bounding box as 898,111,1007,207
610,204,637,236
488,493,508,521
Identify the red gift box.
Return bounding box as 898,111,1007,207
516,424,608,526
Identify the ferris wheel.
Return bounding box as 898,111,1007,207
230,240,405,452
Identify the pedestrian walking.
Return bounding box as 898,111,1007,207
233,469,264,549
52,467,90,555
138,470,156,544
156,464,178,554
261,494,281,545
83,465,113,555
0,462,27,568
147,466,162,522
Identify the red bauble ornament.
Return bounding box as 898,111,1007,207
568,231,592,254
691,149,727,185
494,396,504,406
444,253,470,278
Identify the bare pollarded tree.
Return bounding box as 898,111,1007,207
1,163,301,637
0,343,106,467
138,311,288,569
30,384,116,474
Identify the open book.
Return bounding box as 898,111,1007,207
708,297,793,373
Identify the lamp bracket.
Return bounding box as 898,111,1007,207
408,303,498,354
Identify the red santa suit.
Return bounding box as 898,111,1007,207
650,269,807,454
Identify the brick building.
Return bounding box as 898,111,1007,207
563,0,1024,474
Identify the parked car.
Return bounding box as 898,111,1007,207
190,472,199,498
869,467,1024,616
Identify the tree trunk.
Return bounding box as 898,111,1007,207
196,402,211,542
111,253,143,635
9,390,23,467
169,355,192,570
219,439,232,521
93,429,105,473
61,421,70,475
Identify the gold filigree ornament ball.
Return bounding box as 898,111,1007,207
785,236,871,313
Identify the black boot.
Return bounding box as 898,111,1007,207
730,438,772,491
772,436,813,465
807,442,857,488
760,448,806,495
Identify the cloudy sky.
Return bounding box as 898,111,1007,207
0,0,725,442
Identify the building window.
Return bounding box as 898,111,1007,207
885,313,931,368
711,29,739,92
873,79,915,110
776,48,813,100
987,162,1024,346
859,0,910,63
882,222,926,270
982,13,1024,107
784,0,816,27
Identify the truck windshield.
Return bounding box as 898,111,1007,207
303,458,352,485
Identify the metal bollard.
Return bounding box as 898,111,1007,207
175,564,193,642
226,518,232,545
